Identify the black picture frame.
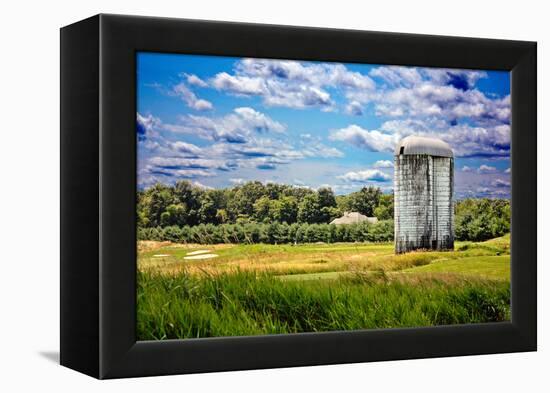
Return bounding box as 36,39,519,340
60,13,537,379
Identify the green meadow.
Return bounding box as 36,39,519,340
137,234,511,340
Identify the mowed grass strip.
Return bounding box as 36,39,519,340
404,255,510,281
137,270,511,340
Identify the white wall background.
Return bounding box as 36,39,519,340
0,0,546,390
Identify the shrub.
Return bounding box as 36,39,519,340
138,220,394,244
455,199,510,241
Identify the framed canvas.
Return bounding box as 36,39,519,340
60,14,537,379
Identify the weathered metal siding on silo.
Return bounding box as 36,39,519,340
431,156,454,250
394,154,454,253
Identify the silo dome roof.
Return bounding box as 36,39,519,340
394,135,453,157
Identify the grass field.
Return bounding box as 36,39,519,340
137,234,511,340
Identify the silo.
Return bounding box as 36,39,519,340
394,135,454,254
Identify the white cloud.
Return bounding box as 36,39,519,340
375,84,456,117
229,178,246,185
197,135,342,173
165,107,286,144
366,65,509,131
262,84,333,109
330,125,397,153
145,165,215,179
345,101,364,116
172,82,213,111
169,141,203,157
236,59,375,90
210,72,266,95
302,144,344,158
209,58,375,110
422,68,488,90
192,180,214,189
154,135,339,175
378,118,510,158
184,73,208,88
478,164,497,173
371,66,488,93
505,167,511,174
338,169,392,183
492,179,511,187
199,60,509,163
233,107,286,133
370,66,423,87
148,156,223,170
492,190,510,197
327,64,375,90
172,169,214,178
137,112,162,141
138,59,510,195
372,160,393,168
298,134,344,158
454,161,512,200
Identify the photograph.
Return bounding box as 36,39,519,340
0,0,543,388
135,52,511,341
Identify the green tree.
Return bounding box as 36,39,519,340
215,208,228,224
253,196,272,222
374,194,394,220
317,187,336,208
145,183,175,227
160,211,171,227
276,196,298,223
228,181,266,218
317,187,337,223
173,181,202,225
297,194,321,223
198,192,217,224
165,203,187,226
348,186,381,216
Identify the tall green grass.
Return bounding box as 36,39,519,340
137,270,510,340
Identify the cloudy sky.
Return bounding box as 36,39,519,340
137,52,511,199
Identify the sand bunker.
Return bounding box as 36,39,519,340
153,254,170,257
184,254,219,260
186,250,212,256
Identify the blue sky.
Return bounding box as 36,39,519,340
137,52,511,199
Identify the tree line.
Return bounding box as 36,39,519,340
137,181,510,243
138,221,394,245
137,180,393,229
